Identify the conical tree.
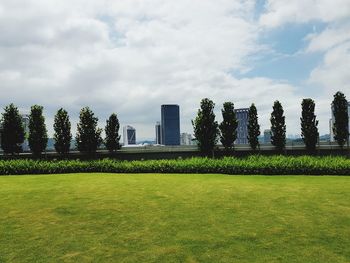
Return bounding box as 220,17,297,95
270,100,286,152
300,98,319,152
219,102,238,152
192,98,219,156
28,105,48,156
247,103,260,150
76,107,102,154
332,91,349,148
0,103,25,154
105,113,121,152
53,108,72,155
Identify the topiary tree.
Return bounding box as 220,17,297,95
300,98,319,153
76,107,102,154
247,103,260,150
219,102,238,152
0,103,25,154
192,98,219,156
270,100,286,152
53,108,72,155
28,105,48,156
332,91,349,148
105,113,121,152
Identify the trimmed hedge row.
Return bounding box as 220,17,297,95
0,155,349,175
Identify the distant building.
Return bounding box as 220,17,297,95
263,129,271,144
155,122,162,144
123,125,136,145
21,114,30,151
329,118,334,142
329,102,350,142
180,133,193,145
161,104,180,145
235,108,249,144
21,114,30,134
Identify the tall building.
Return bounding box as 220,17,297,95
21,114,30,134
155,122,162,145
123,125,136,145
161,104,180,145
20,114,30,151
180,133,193,145
329,102,350,142
263,129,271,144
235,108,249,144
329,118,334,142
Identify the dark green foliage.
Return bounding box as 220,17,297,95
270,101,286,151
105,113,121,152
0,156,349,175
28,105,48,156
219,102,238,151
332,91,349,148
300,99,319,152
53,108,72,155
247,104,260,150
76,107,102,154
0,104,25,154
192,98,219,156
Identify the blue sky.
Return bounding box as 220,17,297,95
243,23,325,84
0,0,349,140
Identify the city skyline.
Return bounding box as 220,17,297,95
0,1,349,140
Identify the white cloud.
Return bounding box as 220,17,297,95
309,42,350,96
0,0,344,140
260,0,350,28
259,0,350,136
306,23,350,52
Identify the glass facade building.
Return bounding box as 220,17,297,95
235,108,249,144
123,125,136,145
161,104,180,145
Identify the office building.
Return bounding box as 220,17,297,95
155,122,162,145
263,129,271,144
329,119,334,142
21,114,30,151
123,125,136,145
21,114,30,134
234,108,249,144
180,133,193,145
161,104,180,145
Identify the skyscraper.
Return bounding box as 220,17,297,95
123,125,136,145
155,122,162,144
21,114,30,151
161,104,180,145
234,108,249,144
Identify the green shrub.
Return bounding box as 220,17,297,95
0,156,349,175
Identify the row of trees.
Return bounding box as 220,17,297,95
0,105,121,155
1,91,348,156
193,91,349,155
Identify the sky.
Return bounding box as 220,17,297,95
0,0,349,140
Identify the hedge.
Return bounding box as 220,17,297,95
0,155,349,175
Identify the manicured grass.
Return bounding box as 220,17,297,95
0,174,349,262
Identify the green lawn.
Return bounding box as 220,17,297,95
0,174,349,263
